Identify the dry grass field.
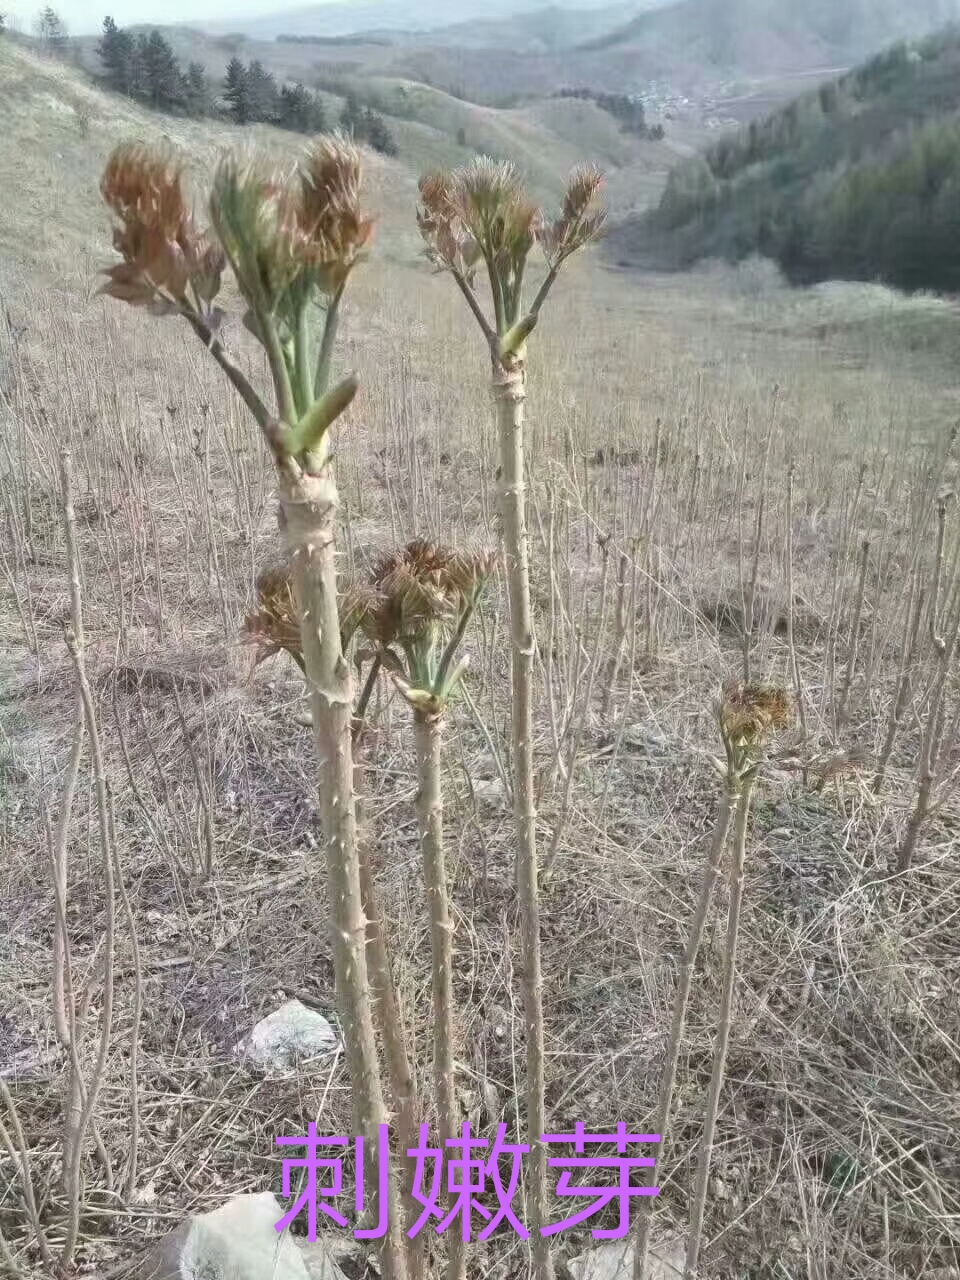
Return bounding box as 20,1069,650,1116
2,38,960,1280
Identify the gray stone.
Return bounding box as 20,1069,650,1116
472,778,508,809
567,1236,685,1280
240,999,340,1075
622,724,673,756
134,1192,309,1280
300,1239,354,1280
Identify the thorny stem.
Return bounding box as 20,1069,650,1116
527,264,560,325
494,360,554,1280
0,1083,55,1271
108,788,143,1205
633,773,740,1280
784,464,808,753
836,538,870,732
684,772,757,1280
451,267,497,345
895,499,960,870
295,298,314,417
0,1219,24,1279
315,283,345,398
51,445,87,1044
59,450,118,1269
546,538,612,876
182,311,270,431
413,710,465,1280
873,571,924,793
741,411,775,684
601,551,629,721
435,597,479,691
280,460,407,1280
929,498,948,654
230,240,297,426
51,712,83,1047
353,654,383,741
353,751,423,1277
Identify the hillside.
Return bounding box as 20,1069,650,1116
583,0,960,76
182,0,960,103
197,0,669,41
608,28,960,290
3,33,960,1280
69,22,682,213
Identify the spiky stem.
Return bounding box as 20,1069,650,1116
895,656,950,873
413,708,465,1280
354,654,383,740
279,459,407,1280
494,359,553,1280
354,753,423,1276
601,551,629,721
836,538,870,732
684,772,756,1280
873,570,924,793
784,464,807,756
633,777,739,1280
59,451,117,1269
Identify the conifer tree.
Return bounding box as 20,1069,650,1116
139,30,184,113
184,61,210,117
98,17,129,91
223,55,250,124
246,58,278,122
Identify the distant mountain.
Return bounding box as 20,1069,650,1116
608,27,960,292
580,0,960,77
196,0,670,41
192,0,960,104
391,2,645,53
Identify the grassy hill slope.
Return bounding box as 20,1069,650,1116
68,25,675,211
607,29,960,290
184,0,960,102
584,0,960,71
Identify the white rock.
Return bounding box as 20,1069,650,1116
567,1236,685,1280
473,777,508,808
622,724,672,755
300,1239,355,1280
134,1192,310,1280
241,999,340,1075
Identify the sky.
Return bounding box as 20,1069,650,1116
4,0,311,36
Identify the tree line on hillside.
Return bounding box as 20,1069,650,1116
555,87,665,140
221,55,329,132
642,31,960,293
95,16,397,153
98,18,213,115
0,7,70,46
770,114,960,290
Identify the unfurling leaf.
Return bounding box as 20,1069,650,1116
100,141,225,309
392,673,445,716
209,156,300,311
285,373,359,457
537,164,607,266
445,654,470,694
499,312,538,360
297,135,376,290
719,680,793,750
244,564,305,672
